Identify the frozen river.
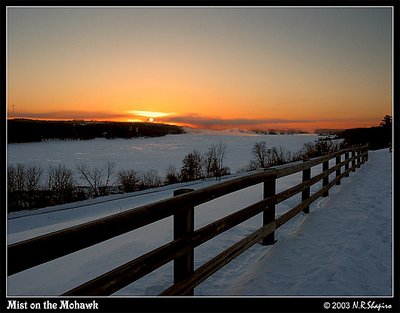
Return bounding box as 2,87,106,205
7,129,319,181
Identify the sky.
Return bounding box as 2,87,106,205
7,6,393,131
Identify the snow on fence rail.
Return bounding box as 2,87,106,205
7,144,369,296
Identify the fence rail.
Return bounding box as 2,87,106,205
8,144,369,296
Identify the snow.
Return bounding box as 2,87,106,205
208,149,392,296
6,136,392,297
7,131,319,184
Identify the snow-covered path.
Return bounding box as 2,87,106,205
199,149,392,296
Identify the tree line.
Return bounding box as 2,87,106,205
7,142,229,212
7,139,344,212
338,115,392,150
247,137,342,170
7,119,185,143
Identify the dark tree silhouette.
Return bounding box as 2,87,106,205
48,165,75,204
165,165,180,184
339,115,392,150
204,142,228,180
180,150,203,182
139,169,162,189
117,169,140,192
251,141,270,169
77,162,115,197
8,119,185,143
380,115,392,128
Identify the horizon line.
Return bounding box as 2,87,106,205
7,117,379,134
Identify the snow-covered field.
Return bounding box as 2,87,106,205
7,130,319,182
6,139,392,297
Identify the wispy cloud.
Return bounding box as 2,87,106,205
157,114,318,129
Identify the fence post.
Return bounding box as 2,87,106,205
173,188,195,295
351,150,356,172
357,148,361,168
262,176,276,245
322,160,329,197
363,146,367,163
345,152,349,177
302,158,311,214
336,154,341,185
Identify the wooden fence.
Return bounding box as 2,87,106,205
7,144,369,296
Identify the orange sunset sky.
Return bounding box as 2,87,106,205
7,6,393,131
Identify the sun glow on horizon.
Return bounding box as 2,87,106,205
128,111,174,118
7,7,392,133
7,111,385,133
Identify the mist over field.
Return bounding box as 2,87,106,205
7,130,320,182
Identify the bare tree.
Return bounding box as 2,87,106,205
204,149,215,177
139,169,162,189
204,142,228,180
103,161,115,194
117,169,140,192
302,140,339,158
7,165,17,193
270,146,287,166
314,140,338,155
7,164,27,210
77,164,99,196
302,142,317,158
7,164,45,210
25,165,43,192
251,141,270,169
8,163,26,192
165,165,179,184
77,161,115,197
48,165,74,204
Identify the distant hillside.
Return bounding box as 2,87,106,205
7,119,185,143
338,126,391,150
314,129,344,136
320,115,392,150
251,129,309,135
